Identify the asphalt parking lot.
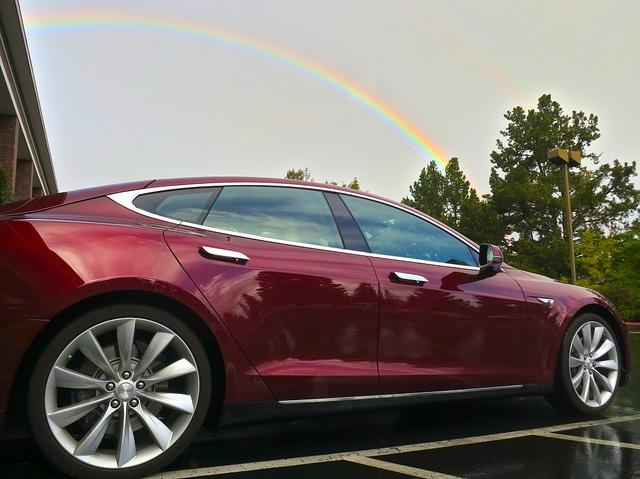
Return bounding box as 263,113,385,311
2,330,638,479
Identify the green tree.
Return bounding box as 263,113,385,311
286,168,361,190
346,177,360,190
575,225,640,322
574,230,616,287
604,225,640,321
0,166,13,204
402,162,445,221
442,158,469,227
402,158,472,227
489,94,639,278
458,188,504,245
285,167,313,181
402,158,500,243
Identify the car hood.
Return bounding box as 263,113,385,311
505,267,618,313
506,267,590,301
506,267,556,283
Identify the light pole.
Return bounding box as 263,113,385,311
547,148,581,284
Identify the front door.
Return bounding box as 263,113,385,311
340,193,528,394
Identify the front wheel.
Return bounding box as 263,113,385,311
547,313,621,415
27,304,212,479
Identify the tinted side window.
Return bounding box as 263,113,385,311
341,194,476,266
203,186,343,248
468,247,480,265
133,187,219,223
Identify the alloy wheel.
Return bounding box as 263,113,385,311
569,321,619,408
44,317,200,469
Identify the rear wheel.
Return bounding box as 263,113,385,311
27,304,212,479
547,313,620,415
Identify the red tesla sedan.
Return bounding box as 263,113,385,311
0,177,630,478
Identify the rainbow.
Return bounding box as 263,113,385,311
24,11,450,171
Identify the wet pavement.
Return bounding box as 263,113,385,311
2,330,638,478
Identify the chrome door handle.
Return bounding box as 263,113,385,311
199,246,250,265
389,271,429,286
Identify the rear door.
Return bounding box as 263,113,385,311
153,184,380,401
340,194,529,394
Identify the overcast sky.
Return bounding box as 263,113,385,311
21,0,640,200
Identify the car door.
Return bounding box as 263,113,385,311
340,193,529,394
154,184,380,401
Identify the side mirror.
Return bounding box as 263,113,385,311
479,244,503,272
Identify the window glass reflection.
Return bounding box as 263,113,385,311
133,188,218,223
341,194,476,265
204,186,343,248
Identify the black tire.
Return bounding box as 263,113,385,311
27,303,213,479
546,313,620,416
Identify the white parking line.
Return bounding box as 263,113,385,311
148,453,349,478
535,431,640,450
344,455,458,478
352,413,640,456
147,414,640,478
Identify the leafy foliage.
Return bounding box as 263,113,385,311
402,162,445,220
457,188,504,246
576,226,640,321
285,167,313,181
284,168,361,190
603,226,640,321
0,166,14,204
346,177,360,190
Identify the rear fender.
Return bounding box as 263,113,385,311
0,218,273,415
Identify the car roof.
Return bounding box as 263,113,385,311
150,176,365,194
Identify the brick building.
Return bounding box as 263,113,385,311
0,1,56,200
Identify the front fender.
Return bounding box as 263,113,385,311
506,268,629,386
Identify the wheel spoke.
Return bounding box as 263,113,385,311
74,402,118,455
569,356,583,368
48,394,112,428
571,369,583,388
593,369,614,392
134,403,172,450
580,370,590,402
54,366,109,390
139,391,195,414
117,319,136,373
571,335,586,356
77,331,118,379
592,339,615,359
595,359,618,371
143,358,197,387
590,375,602,405
591,326,605,353
581,324,592,353
117,403,136,467
133,332,175,379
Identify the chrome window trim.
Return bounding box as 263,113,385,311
109,182,481,272
278,384,523,404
